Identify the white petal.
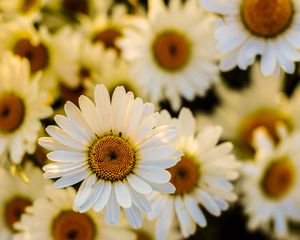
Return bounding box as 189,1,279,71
175,197,195,238
93,182,112,212
74,175,97,208
53,171,89,188
184,195,207,227
105,189,120,225
114,183,132,208
127,175,152,194
47,151,85,163
149,182,175,194
137,167,171,184
156,199,174,240
261,42,277,76
124,206,142,229
129,188,151,213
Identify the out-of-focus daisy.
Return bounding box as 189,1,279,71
0,53,52,165
211,63,291,158
59,38,114,105
0,20,78,101
78,2,129,53
148,108,239,239
84,53,145,102
0,162,49,240
240,128,300,238
133,218,182,240
200,0,300,76
14,186,136,240
39,84,181,228
119,0,219,110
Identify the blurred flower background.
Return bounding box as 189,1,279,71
0,0,300,239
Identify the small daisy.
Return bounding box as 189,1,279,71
0,20,79,101
240,128,300,238
0,162,49,240
0,53,52,165
211,63,291,157
14,186,136,240
148,108,239,239
39,84,181,228
200,0,300,76
78,2,129,53
118,0,219,110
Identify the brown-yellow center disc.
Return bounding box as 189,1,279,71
88,134,136,182
241,0,294,37
261,158,295,199
136,230,153,240
5,197,31,230
239,109,291,151
167,155,199,195
152,31,190,71
62,0,88,14
21,0,38,12
52,211,95,240
13,39,49,73
93,28,122,52
0,94,25,132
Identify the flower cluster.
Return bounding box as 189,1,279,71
0,0,300,240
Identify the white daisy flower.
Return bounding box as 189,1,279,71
240,128,300,238
39,84,181,228
78,2,129,53
200,0,300,76
0,53,52,165
0,162,49,240
211,63,291,158
148,108,239,239
14,186,136,240
0,20,79,101
118,0,219,110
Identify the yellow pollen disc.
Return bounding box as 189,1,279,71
62,0,88,14
261,158,295,198
152,30,191,71
53,211,95,240
21,0,38,12
13,39,49,73
167,155,199,195
88,134,136,182
0,94,25,132
239,109,291,151
241,0,294,37
5,197,31,230
93,28,122,52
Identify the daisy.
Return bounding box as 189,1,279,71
78,1,129,53
39,84,181,228
240,128,300,238
200,0,300,76
0,20,79,101
148,108,239,239
118,0,219,110
14,186,136,240
0,162,49,240
211,63,291,158
0,53,52,165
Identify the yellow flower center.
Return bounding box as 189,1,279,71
241,0,294,37
239,109,292,151
52,211,95,240
136,230,153,240
167,155,199,195
62,0,88,15
152,30,191,71
21,0,38,12
93,28,122,52
5,197,31,230
0,94,25,132
88,134,136,182
261,158,295,199
13,39,49,73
